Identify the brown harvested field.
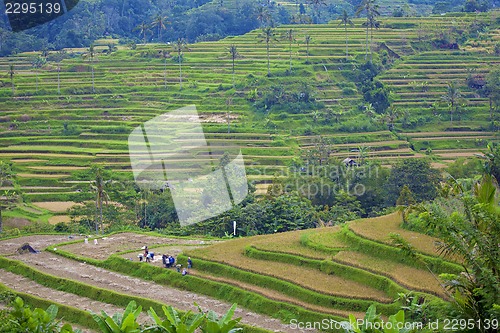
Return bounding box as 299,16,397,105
401,131,494,138
33,201,78,212
11,159,48,163
251,229,331,259
435,152,481,158
18,173,70,179
26,166,87,171
0,235,84,256
48,215,71,224
191,270,367,319
3,217,32,230
15,251,295,333
189,237,392,302
333,251,446,298
0,269,140,331
120,244,208,265
349,213,441,257
59,232,214,260
431,162,448,169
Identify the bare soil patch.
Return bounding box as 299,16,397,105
0,235,83,256
60,233,216,261
16,252,297,333
0,269,125,333
18,173,70,179
3,217,32,230
33,202,78,213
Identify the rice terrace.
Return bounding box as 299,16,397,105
0,0,499,332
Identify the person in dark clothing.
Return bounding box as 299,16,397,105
169,256,175,267
187,257,192,269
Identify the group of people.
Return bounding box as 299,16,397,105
138,245,193,276
162,254,176,268
138,246,155,262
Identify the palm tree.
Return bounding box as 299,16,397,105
357,146,370,165
227,44,239,88
258,27,277,77
8,64,14,96
441,81,462,126
0,28,7,53
292,12,312,24
152,15,168,41
366,13,381,62
304,34,312,63
356,0,380,61
307,0,326,23
54,50,67,95
173,38,187,90
383,106,400,131
161,50,169,89
83,44,96,93
256,6,270,27
363,102,376,119
31,55,46,94
90,165,110,234
0,161,17,233
135,22,150,44
338,10,354,60
282,29,295,72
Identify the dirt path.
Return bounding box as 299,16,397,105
0,269,114,333
0,235,84,256
15,252,308,332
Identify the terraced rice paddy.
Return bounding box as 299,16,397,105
0,213,457,332
0,13,498,217
348,213,441,256
185,213,453,313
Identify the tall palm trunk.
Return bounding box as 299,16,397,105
91,58,95,93
178,52,182,90
99,195,103,234
232,56,235,88
95,195,99,233
57,64,61,94
164,57,167,89
365,16,369,60
266,40,270,76
345,23,349,59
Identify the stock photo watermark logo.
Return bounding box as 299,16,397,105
128,105,248,227
3,0,79,32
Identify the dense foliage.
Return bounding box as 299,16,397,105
0,296,243,333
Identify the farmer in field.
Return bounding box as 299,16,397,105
142,246,150,262
187,257,193,269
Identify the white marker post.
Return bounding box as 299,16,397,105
233,221,236,236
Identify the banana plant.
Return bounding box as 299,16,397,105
341,304,428,333
9,297,75,333
201,303,242,333
144,305,204,333
91,301,142,333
